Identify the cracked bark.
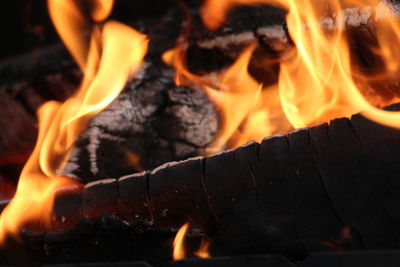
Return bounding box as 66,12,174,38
2,1,400,187
2,104,400,265
2,1,400,265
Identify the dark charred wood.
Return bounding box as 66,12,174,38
2,4,400,264
3,1,400,187
2,104,400,265
0,216,180,266
63,60,219,183
169,255,296,267
0,46,81,194
0,9,215,188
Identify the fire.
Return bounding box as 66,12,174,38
0,0,148,242
275,0,400,129
204,45,264,153
165,0,400,152
194,239,211,259
173,223,190,260
173,223,211,260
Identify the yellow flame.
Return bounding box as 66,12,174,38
173,223,190,261
195,0,400,152
0,0,148,243
277,0,400,129
205,45,264,153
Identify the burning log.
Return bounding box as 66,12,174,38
188,1,400,58
186,1,400,98
3,0,400,187
0,46,81,192
1,104,400,265
0,7,218,185
3,1,400,265
63,60,219,182
63,1,400,184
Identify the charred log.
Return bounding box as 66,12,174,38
3,1,400,187
0,8,213,186
1,104,400,265
186,1,400,97
63,59,219,182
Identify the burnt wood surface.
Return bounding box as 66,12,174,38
63,60,218,182
1,104,400,265
2,1,400,187
40,250,400,267
63,1,400,182
0,7,211,187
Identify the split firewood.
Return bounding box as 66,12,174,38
1,104,400,265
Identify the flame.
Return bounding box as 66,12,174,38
275,0,400,129
0,0,148,242
173,223,190,261
204,45,264,152
194,239,211,259
201,0,288,30
176,0,400,152
173,223,211,260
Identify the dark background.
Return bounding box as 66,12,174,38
0,0,194,60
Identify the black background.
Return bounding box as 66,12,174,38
0,0,189,60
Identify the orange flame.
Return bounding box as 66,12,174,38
201,0,288,30
276,0,400,129
0,0,148,243
194,239,211,259
164,0,400,153
204,45,264,153
173,223,190,261
173,223,211,260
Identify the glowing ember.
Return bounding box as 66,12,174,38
0,0,148,243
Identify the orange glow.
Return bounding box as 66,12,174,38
194,239,211,259
173,223,190,261
88,0,115,22
0,0,148,243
